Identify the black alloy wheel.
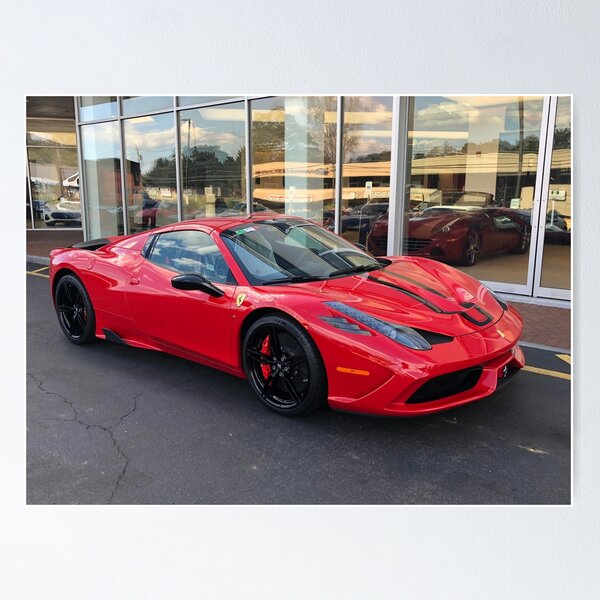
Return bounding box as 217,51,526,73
460,229,481,266
54,274,96,345
243,315,327,416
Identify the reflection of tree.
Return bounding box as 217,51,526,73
143,155,177,188
350,150,391,163
143,144,244,195
307,96,363,164
252,97,362,165
425,141,457,158
553,127,571,149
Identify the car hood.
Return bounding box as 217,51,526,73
408,213,466,236
279,258,504,337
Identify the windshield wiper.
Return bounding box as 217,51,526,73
328,264,383,277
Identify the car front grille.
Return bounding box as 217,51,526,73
403,238,431,252
406,367,483,404
369,235,387,250
51,212,80,219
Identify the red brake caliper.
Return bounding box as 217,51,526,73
260,335,272,380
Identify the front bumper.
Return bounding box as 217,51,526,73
326,306,525,416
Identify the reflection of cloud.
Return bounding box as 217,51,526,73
124,126,175,162
350,137,390,156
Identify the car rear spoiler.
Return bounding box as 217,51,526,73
70,238,112,251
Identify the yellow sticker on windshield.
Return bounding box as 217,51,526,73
236,293,247,307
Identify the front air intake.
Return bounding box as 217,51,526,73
406,367,483,404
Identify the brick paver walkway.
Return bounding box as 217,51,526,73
511,302,571,350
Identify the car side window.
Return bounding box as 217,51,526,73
148,230,236,284
494,215,519,230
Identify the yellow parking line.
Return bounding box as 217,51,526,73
30,266,49,273
522,365,570,381
26,270,49,279
556,353,571,365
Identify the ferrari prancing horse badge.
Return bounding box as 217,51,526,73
236,293,247,307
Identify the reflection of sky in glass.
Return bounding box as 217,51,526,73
180,102,245,159
344,96,393,159
81,121,119,160
122,96,172,116
411,96,544,155
124,113,175,175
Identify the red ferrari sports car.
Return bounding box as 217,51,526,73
49,214,525,417
367,206,531,265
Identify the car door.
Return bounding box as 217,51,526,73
125,228,238,369
490,212,523,252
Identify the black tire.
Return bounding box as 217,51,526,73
459,229,481,266
54,273,96,345
242,314,327,416
510,228,531,254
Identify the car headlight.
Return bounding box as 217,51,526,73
483,285,508,310
324,301,432,350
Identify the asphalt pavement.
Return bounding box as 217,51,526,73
26,264,571,504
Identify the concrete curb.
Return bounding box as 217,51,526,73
27,255,50,266
519,341,571,355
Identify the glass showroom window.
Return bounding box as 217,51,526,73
403,96,544,286
539,96,571,290
80,121,124,238
79,96,118,122
179,101,246,219
26,118,80,229
339,96,393,252
251,96,337,229
122,96,173,117
123,112,178,233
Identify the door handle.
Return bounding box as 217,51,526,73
129,277,140,285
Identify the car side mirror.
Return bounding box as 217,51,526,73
171,273,224,297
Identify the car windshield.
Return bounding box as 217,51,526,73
221,220,384,285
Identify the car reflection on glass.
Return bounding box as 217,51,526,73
367,205,531,266
42,197,82,227
512,209,571,245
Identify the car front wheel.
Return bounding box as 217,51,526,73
243,314,327,416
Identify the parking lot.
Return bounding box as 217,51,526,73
26,264,571,504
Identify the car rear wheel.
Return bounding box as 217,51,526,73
54,274,96,345
460,229,481,266
243,315,327,416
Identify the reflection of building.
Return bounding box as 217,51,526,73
26,95,571,302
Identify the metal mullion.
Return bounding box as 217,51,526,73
387,96,409,256
74,97,88,239
334,96,344,235
174,110,183,222
175,97,246,110
120,107,178,120
533,96,570,300
245,97,252,214
118,117,129,236
528,95,555,296
25,147,35,229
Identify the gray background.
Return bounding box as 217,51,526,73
3,0,594,597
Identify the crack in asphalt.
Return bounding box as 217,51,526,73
28,374,142,504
